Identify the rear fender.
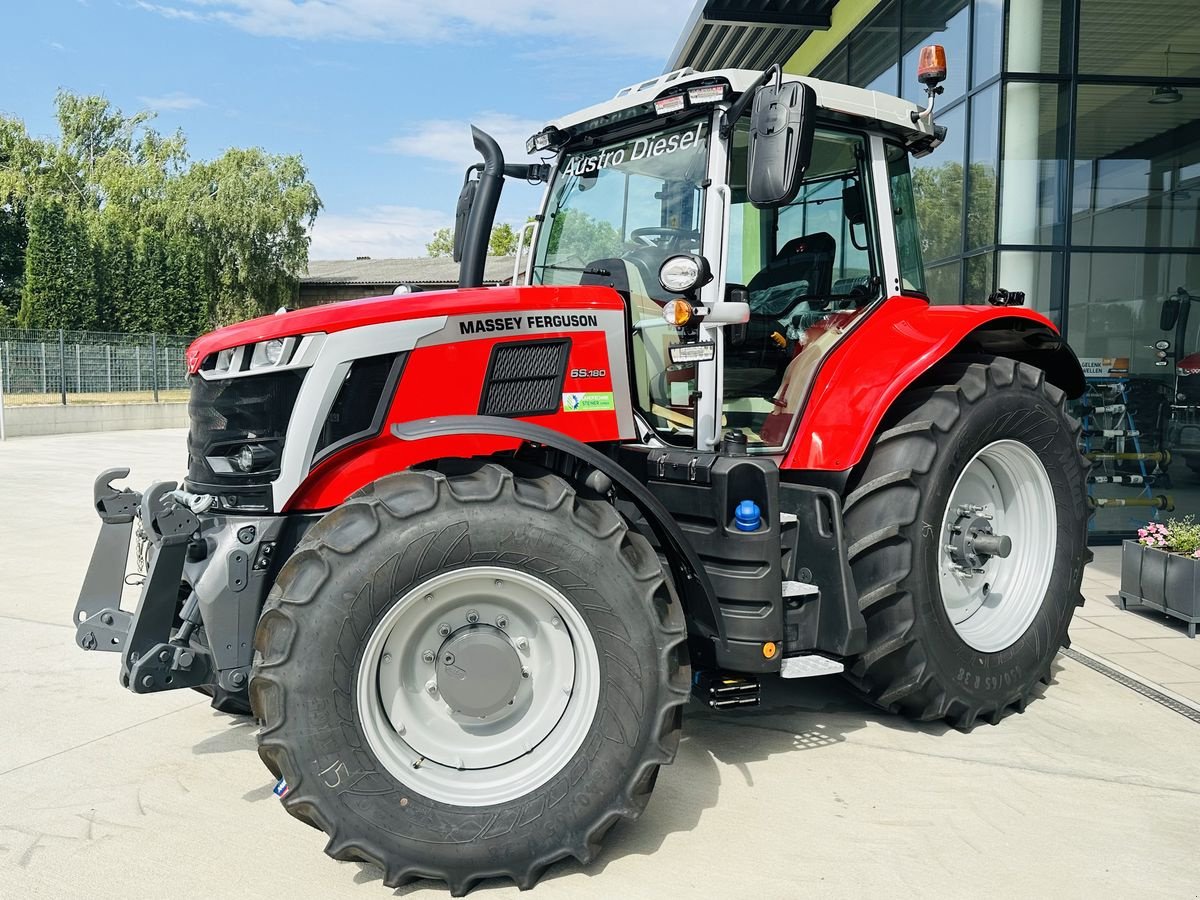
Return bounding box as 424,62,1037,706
782,297,1085,471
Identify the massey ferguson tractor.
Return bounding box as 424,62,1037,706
73,47,1089,894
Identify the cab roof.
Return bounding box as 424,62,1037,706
542,67,936,150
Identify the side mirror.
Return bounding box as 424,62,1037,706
1161,296,1181,331
452,167,480,263
746,80,816,209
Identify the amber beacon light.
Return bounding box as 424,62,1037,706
916,44,948,86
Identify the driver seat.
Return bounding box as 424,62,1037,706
746,231,837,309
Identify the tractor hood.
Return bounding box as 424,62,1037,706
185,284,621,374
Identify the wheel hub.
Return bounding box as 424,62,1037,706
434,626,523,718
936,440,1056,653
946,506,1013,571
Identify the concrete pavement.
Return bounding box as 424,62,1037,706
1,430,1197,899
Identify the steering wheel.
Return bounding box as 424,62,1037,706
629,227,700,250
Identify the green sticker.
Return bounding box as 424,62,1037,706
562,392,615,412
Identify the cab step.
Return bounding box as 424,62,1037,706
692,671,760,709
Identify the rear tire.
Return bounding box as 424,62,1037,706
842,357,1088,728
250,462,689,895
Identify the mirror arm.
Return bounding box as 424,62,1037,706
503,163,551,183
721,64,782,139
911,82,944,124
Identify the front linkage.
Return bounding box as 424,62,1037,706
73,468,283,701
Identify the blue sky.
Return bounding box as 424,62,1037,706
4,0,696,258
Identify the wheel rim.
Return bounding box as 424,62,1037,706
356,566,600,807
937,439,1057,653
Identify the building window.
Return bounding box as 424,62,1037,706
902,0,970,106
1006,0,1067,74
967,82,1000,248
1000,81,1070,245
998,249,1064,320
972,0,1004,85
1072,84,1200,249
1078,0,1200,78
850,0,901,94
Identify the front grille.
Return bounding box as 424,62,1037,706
186,370,306,493
480,339,570,417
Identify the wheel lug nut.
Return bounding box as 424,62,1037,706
443,652,455,665
425,680,438,696
496,615,508,629
521,667,530,679
422,650,435,664
466,609,479,624
515,637,529,652
437,623,451,637
551,616,562,628
494,578,503,587
383,653,392,664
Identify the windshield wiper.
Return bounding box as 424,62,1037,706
539,264,612,277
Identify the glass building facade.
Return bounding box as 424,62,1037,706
673,0,1200,538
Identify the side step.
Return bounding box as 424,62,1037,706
780,655,844,678
692,671,760,709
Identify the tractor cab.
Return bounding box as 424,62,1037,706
487,62,947,454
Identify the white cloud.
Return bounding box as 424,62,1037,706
138,92,207,111
308,204,450,260
383,113,545,168
48,41,67,52
138,0,693,58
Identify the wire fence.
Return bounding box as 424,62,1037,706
0,328,195,407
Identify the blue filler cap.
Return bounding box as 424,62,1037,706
734,500,761,532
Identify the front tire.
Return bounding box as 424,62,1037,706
842,357,1088,728
250,463,688,894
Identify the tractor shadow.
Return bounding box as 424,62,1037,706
384,674,990,895
538,676,943,887
196,665,1063,894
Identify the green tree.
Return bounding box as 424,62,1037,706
19,195,98,329
489,222,519,256
544,209,623,264
1,91,321,332
426,220,533,258
426,227,454,257
0,203,25,321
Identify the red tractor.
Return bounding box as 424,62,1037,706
74,50,1088,894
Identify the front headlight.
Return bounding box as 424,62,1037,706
230,443,277,473
249,338,286,369
659,255,711,294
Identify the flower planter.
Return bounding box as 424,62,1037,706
1119,540,1200,638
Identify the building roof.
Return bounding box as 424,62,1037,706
667,0,837,71
302,256,519,286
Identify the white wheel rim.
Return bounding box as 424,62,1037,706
355,566,601,807
937,439,1057,653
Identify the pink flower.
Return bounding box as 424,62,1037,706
1138,529,1148,537
1194,549,1200,559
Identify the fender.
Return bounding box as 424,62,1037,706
783,297,1086,471
392,415,725,647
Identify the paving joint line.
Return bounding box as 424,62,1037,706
1060,646,1200,725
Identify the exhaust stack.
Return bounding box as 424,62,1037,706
457,126,504,289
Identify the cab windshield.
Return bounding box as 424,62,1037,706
531,118,711,442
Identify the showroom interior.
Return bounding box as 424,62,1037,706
671,0,1200,538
